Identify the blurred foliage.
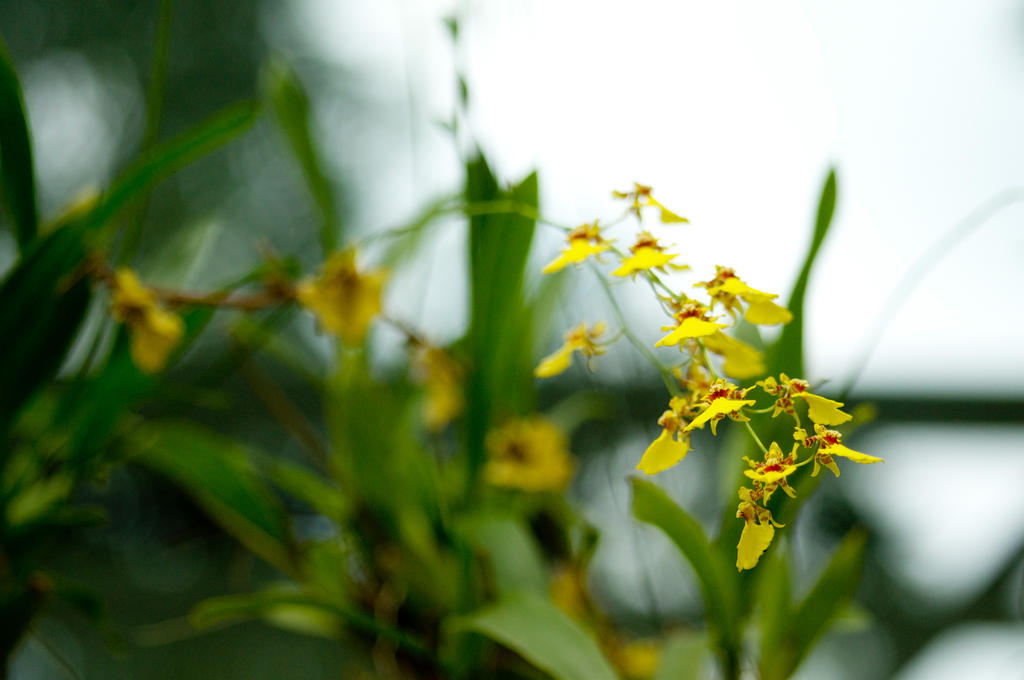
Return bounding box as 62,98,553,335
0,2,1022,680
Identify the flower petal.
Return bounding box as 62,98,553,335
636,429,690,475
744,300,793,325
797,393,852,426
743,464,797,484
685,398,755,431
823,444,884,464
702,331,765,379
534,344,574,378
654,317,728,347
736,520,774,571
611,246,677,277
541,240,610,274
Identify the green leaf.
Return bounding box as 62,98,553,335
130,422,295,574
459,514,548,597
92,102,259,229
654,631,709,680
756,540,793,674
263,57,340,254
631,479,740,662
192,588,436,661
459,592,619,680
0,37,37,250
0,220,92,438
759,531,866,680
464,155,538,490
768,169,837,378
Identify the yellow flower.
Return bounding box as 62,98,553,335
654,302,727,348
612,183,688,223
796,424,884,477
743,441,799,501
412,347,464,431
295,250,385,345
758,374,852,426
736,486,781,571
611,231,686,277
684,380,755,435
608,638,661,679
701,331,765,379
550,564,590,620
696,266,792,325
542,222,610,274
535,322,607,378
110,269,184,373
637,399,692,475
485,417,574,492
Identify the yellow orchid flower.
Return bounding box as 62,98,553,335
611,231,687,277
535,322,607,378
636,400,692,475
110,269,184,373
654,302,728,348
758,373,853,426
696,266,793,325
412,347,464,432
296,250,386,345
701,330,765,379
796,424,884,477
743,442,799,500
736,487,782,571
684,380,755,435
612,183,688,223
542,222,611,274
485,416,574,492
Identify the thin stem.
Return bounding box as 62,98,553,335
743,421,768,455
839,186,1024,399
592,265,681,397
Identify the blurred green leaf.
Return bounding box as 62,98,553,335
631,479,740,663
654,631,708,680
56,309,213,468
263,57,340,254
0,37,37,250
459,592,619,680
756,540,793,674
464,155,538,491
0,220,92,438
459,514,548,597
93,102,259,230
130,422,295,574
759,531,866,680
769,168,836,378
192,589,436,661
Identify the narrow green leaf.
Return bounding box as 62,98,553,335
0,220,92,437
459,592,620,680
768,169,837,378
631,479,740,659
760,531,866,680
93,102,259,229
130,422,295,574
0,37,37,249
756,540,793,675
464,155,538,490
459,514,549,597
263,57,340,254
192,589,435,660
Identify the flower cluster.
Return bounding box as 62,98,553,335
535,184,883,570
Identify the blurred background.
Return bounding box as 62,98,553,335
2,0,1023,678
